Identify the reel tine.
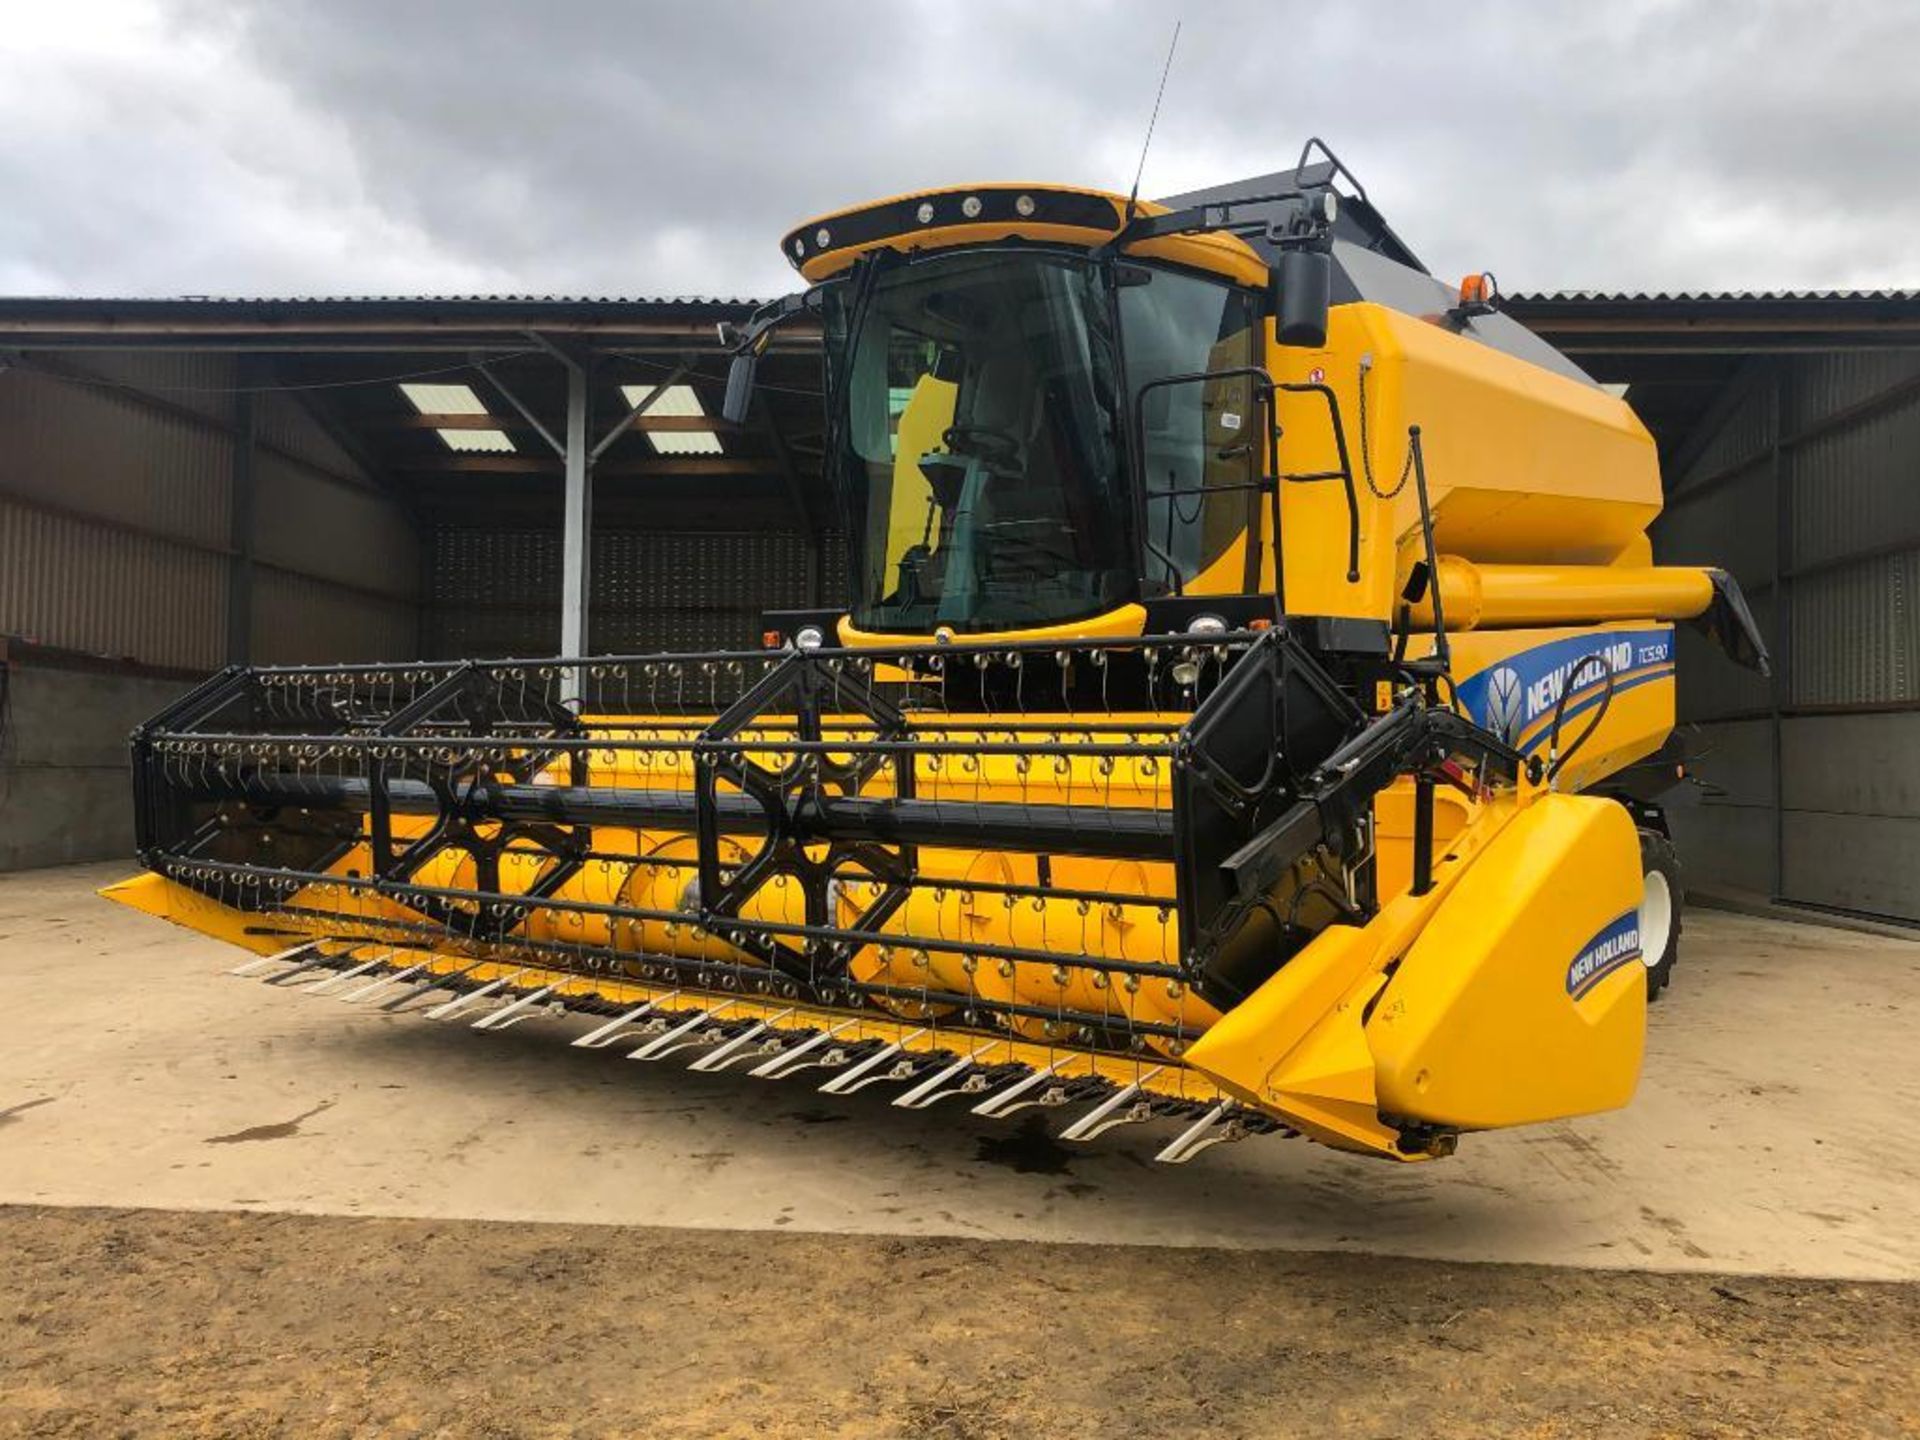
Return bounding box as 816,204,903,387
378,961,483,1011
970,1059,1069,1119
422,970,526,1022
228,942,320,977
306,951,395,996
748,1020,857,1079
470,984,560,1031
338,962,426,1003
892,1043,998,1110
1153,1101,1245,1165
1059,1067,1165,1142
818,1029,928,1095
688,1009,796,1073
627,1002,736,1061
571,993,678,1049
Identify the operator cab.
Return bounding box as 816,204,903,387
726,163,1359,644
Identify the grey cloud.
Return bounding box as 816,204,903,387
4,0,1917,298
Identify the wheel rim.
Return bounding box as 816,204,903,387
1639,869,1673,967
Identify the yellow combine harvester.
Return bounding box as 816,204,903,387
108,141,1767,1162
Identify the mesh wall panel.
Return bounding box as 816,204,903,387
426,527,842,659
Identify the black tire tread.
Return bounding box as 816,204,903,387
1639,828,1683,1001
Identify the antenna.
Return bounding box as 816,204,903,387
1124,20,1182,224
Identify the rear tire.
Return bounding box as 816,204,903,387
1638,829,1682,1001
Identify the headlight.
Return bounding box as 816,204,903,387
1187,614,1229,637
794,625,826,652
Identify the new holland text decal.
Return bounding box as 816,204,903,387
1454,629,1675,754
1565,909,1643,999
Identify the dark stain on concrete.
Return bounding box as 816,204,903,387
974,1115,1073,1176
1639,1204,1710,1259
205,1100,334,1145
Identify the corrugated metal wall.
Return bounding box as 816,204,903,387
0,353,421,671
0,356,232,670
249,387,420,663
1652,350,1920,921
0,350,425,871
425,527,841,658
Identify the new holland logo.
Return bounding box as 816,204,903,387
1452,628,1676,759
1484,665,1525,743
1566,910,1643,999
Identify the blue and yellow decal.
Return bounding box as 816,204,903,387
1454,627,1676,757
1566,909,1644,999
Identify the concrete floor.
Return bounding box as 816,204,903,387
2,862,1915,1281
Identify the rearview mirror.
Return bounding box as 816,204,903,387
1274,248,1331,349
721,347,759,426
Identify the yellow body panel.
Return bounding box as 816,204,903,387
839,603,1152,648
1183,923,1401,1152
1366,793,1646,1129
100,865,423,955
1271,302,1662,619
100,871,308,955
1184,787,1530,1154
1371,780,1476,904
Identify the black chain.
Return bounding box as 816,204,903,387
1356,360,1414,500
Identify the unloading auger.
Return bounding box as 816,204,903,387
107,140,1769,1163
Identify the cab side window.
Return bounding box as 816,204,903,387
1119,270,1257,592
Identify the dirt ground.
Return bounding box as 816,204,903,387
1,1206,1915,1440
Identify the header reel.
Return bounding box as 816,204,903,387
126,625,1516,1159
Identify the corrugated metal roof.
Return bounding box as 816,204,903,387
0,293,765,308
9,289,1918,323
8,287,1918,309
1509,288,1920,305
0,294,775,349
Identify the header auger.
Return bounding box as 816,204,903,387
108,141,1768,1163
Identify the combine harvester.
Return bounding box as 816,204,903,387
108,142,1766,1163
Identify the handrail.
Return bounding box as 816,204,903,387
1274,381,1361,583
1129,365,1281,604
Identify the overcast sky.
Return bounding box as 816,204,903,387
2,1,1915,300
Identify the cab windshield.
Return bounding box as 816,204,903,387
828,251,1130,632
824,248,1260,633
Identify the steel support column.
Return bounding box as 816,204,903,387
1767,361,1789,901
480,341,594,696
560,355,592,687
